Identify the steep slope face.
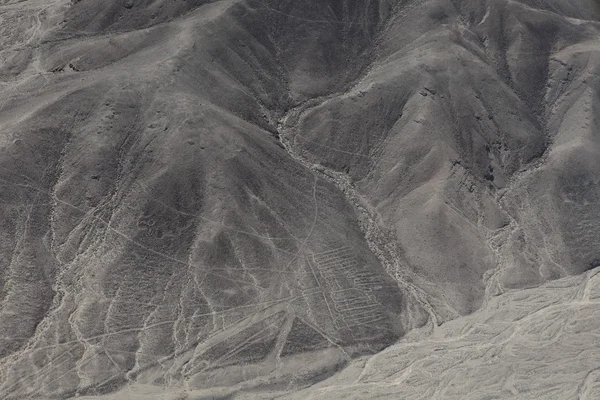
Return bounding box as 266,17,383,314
0,1,425,399
285,0,600,317
0,0,599,399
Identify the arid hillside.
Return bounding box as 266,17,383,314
0,0,599,398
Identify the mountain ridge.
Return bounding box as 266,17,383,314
0,0,599,398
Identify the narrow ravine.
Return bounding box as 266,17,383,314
276,106,442,332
